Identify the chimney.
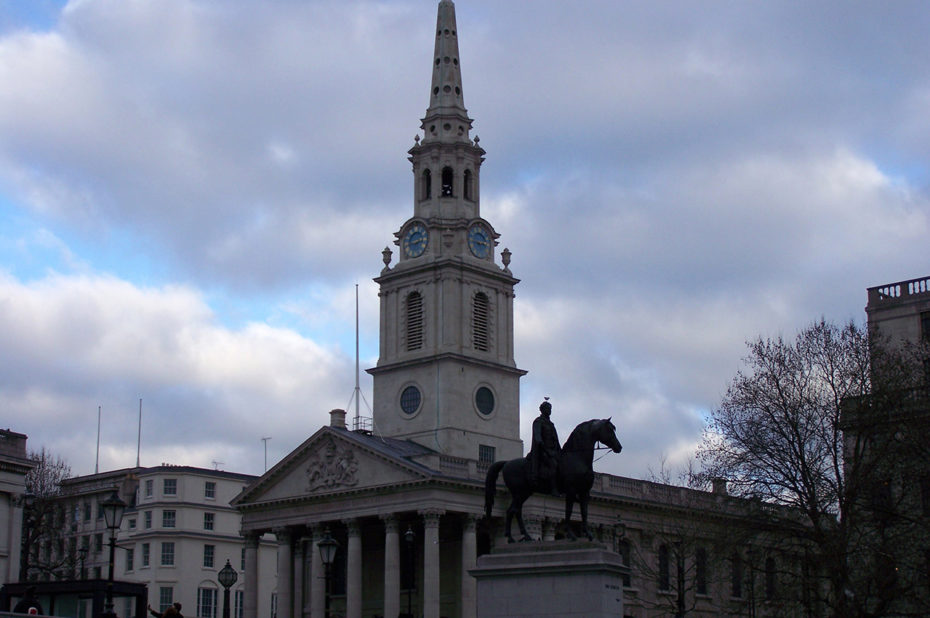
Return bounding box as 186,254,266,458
329,409,347,429
711,478,728,496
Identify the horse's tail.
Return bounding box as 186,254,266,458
484,460,507,519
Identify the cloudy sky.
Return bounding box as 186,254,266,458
2,0,927,482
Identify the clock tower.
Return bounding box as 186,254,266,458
368,0,525,462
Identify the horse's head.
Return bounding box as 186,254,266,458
597,418,623,453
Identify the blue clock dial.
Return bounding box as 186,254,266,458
403,222,428,258
468,224,491,258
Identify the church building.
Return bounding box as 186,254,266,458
233,3,811,618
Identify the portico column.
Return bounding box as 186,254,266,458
243,532,260,618
294,536,308,618
274,527,293,618
420,509,444,618
344,519,362,618
460,514,477,618
381,515,400,618
310,526,325,618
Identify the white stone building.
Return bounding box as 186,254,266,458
54,465,277,618
0,429,33,586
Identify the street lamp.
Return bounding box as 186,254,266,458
317,529,339,618
100,490,126,618
403,526,416,618
218,559,238,618
19,490,36,581
78,545,88,580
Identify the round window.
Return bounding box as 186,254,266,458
400,385,421,415
475,386,495,416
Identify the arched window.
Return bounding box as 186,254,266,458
695,547,708,595
422,169,431,200
765,556,777,600
406,292,423,351
441,166,454,196
464,169,473,201
473,292,489,351
658,544,670,591
731,552,743,598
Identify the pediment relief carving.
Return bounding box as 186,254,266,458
306,435,359,492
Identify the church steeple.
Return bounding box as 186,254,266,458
369,0,525,464
422,0,473,145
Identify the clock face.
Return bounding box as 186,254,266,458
402,222,428,258
468,223,491,258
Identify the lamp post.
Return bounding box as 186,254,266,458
317,529,339,618
78,545,88,580
19,489,36,581
100,490,126,618
218,559,238,618
403,526,415,618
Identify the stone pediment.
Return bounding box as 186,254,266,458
235,427,434,506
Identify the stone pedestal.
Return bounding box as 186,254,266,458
469,541,626,618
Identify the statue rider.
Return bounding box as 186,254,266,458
528,398,561,496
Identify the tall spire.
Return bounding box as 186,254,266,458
422,0,473,144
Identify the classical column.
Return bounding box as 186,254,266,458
294,536,308,618
274,527,293,618
344,519,362,618
243,532,260,618
420,509,444,618
460,514,477,618
381,515,400,618
310,527,325,618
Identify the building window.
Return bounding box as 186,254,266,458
472,292,490,351
159,587,173,612
94,533,103,553
83,502,91,521
695,547,709,595
234,591,244,618
163,479,177,496
197,587,217,618
93,566,101,579
422,169,431,200
478,444,495,465
203,544,215,568
241,547,246,572
618,540,632,588
161,542,175,566
405,292,424,351
141,543,150,567
441,166,453,196
475,386,495,416
400,385,422,415
125,548,134,572
464,169,473,201
658,544,670,591
144,511,152,529
204,481,216,499
96,502,104,520
731,552,743,598
204,513,215,530
128,518,136,530
765,556,777,600
162,510,176,528
145,480,154,497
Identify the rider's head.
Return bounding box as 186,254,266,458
539,400,552,417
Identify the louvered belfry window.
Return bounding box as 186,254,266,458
406,291,424,351
473,292,490,351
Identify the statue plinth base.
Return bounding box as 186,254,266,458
469,540,626,618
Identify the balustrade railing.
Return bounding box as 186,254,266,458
868,275,930,306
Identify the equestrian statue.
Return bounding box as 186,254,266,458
484,399,623,542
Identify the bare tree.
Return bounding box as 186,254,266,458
698,319,929,617
22,447,72,580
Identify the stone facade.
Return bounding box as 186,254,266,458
0,430,33,586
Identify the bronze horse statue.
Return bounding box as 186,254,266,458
484,418,623,542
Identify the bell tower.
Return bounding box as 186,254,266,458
368,0,525,462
